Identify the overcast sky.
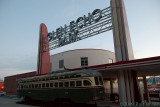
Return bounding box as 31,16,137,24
0,0,160,80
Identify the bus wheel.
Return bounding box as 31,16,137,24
24,96,32,104
54,98,73,106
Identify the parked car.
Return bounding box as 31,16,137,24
0,91,6,96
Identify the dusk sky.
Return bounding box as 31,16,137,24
0,0,160,80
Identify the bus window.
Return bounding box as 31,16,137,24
50,77,54,80
59,82,63,87
70,81,75,87
29,85,31,88
39,84,41,88
42,83,45,88
32,84,34,88
50,83,54,87
83,80,91,86
99,77,103,85
46,83,49,88
95,77,99,85
46,78,49,81
35,84,38,88
65,82,69,87
55,82,58,87
76,81,82,87
65,75,69,79
70,75,74,78
59,76,64,79
76,75,81,77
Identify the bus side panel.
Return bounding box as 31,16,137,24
17,88,103,103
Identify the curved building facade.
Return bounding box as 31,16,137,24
50,49,115,71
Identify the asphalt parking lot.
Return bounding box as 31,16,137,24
0,95,120,107
0,95,38,107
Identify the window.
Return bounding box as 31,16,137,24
108,58,113,64
59,82,63,87
50,77,55,80
70,75,75,78
42,83,45,88
59,60,64,68
65,75,69,79
46,78,50,81
76,75,81,77
39,84,41,88
95,77,99,85
99,77,103,85
32,84,35,88
70,81,75,87
55,82,58,87
46,83,49,88
50,83,54,87
35,84,38,88
59,76,64,79
83,80,91,86
81,57,88,66
65,82,69,87
76,81,82,87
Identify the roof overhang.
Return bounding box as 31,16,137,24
72,56,160,78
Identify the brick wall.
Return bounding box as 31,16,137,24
4,71,36,95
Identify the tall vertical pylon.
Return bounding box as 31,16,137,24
37,23,51,75
111,0,141,105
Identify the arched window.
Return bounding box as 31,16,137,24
83,80,91,86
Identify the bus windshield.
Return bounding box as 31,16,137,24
94,77,103,85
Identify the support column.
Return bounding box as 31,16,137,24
143,75,150,102
111,0,141,105
110,79,113,94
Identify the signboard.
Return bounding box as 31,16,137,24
44,7,112,52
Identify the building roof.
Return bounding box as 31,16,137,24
50,48,114,57
71,56,160,77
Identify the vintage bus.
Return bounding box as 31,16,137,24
17,69,105,103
